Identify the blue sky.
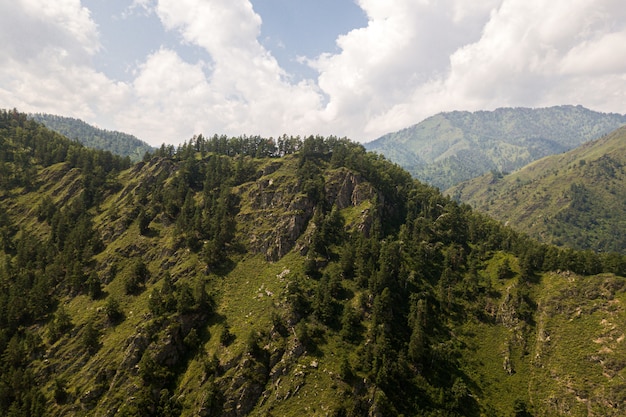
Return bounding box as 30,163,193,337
251,0,367,80
85,0,367,83
2,1,626,146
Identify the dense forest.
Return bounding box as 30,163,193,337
2,108,626,416
30,113,154,162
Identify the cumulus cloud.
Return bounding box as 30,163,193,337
1,0,626,145
113,0,326,143
0,0,100,62
0,0,128,121
314,0,626,140
311,0,499,138
442,0,626,111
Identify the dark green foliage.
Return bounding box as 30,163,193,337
124,258,149,295
193,279,213,313
49,306,72,342
104,297,124,325
138,353,173,387
183,328,200,351
313,274,341,326
295,321,315,351
148,287,166,317
220,324,235,347
176,282,195,314
340,304,362,342
53,377,68,404
286,274,310,321
86,271,103,299
3,112,626,416
407,298,429,367
339,243,356,279
310,206,345,258
137,207,151,236
497,258,514,280
149,274,178,317
82,319,100,354
512,399,533,417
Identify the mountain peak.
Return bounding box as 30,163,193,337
366,105,626,189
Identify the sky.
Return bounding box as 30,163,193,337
1,0,626,147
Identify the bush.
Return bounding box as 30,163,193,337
124,259,149,295
104,297,124,325
220,324,234,346
82,320,100,354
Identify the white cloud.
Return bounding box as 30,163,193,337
117,48,215,142
0,0,127,122
111,0,326,143
0,0,99,63
156,0,261,54
310,0,498,139
439,0,626,112
314,0,626,140
560,31,626,75
2,0,626,146
0,51,129,122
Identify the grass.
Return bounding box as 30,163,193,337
527,273,626,414
9,143,626,417
456,270,626,416
449,126,626,253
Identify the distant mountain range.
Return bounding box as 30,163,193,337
448,125,626,253
30,113,154,161
365,105,626,190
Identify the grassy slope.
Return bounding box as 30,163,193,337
5,147,626,416
9,154,374,416
455,256,626,416
448,126,626,253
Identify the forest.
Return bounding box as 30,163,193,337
30,113,154,162
1,108,626,416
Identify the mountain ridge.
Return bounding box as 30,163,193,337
30,113,154,162
366,105,626,189
447,125,626,253
2,109,626,416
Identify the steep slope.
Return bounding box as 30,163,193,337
448,126,626,253
2,109,626,417
365,105,626,189
30,113,154,162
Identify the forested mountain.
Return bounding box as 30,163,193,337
2,108,626,416
448,125,626,254
30,113,154,162
365,105,626,190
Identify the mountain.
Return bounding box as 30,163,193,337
447,125,626,254
2,108,626,416
30,113,154,162
365,105,626,190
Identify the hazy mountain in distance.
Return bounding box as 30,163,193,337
31,113,154,161
366,105,626,190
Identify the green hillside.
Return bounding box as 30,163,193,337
2,109,626,416
30,113,154,162
448,126,626,254
365,105,626,190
